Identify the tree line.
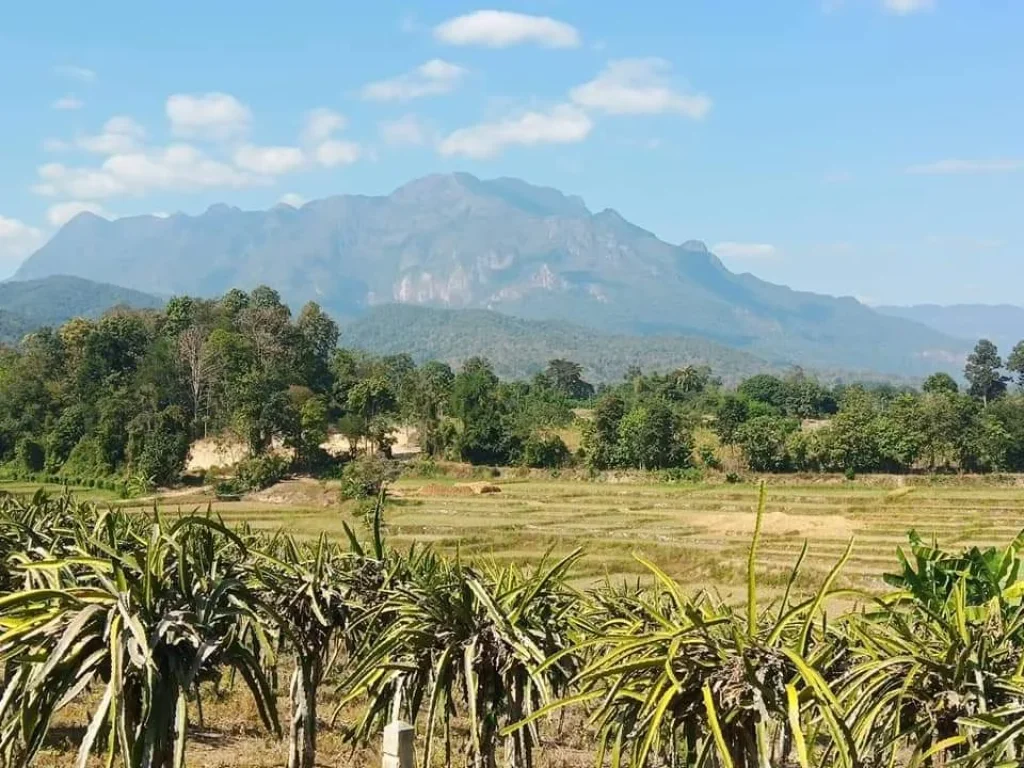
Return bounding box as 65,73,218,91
0,285,1022,486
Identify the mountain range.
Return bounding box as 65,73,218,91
877,304,1024,357
11,173,985,375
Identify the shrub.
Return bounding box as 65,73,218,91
520,433,570,469
235,454,290,492
340,454,399,500
658,466,704,484
15,438,45,473
61,437,112,479
698,444,721,470
725,471,743,484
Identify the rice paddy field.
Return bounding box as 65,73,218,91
39,472,1024,596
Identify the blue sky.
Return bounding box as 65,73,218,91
0,0,1020,305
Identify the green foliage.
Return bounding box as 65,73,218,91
1008,340,1024,386
126,405,190,487
923,371,959,394
235,453,291,492
615,399,691,470
60,436,112,478
340,454,399,500
736,415,798,472
965,338,1008,403
0,497,279,768
520,433,570,468
14,437,44,473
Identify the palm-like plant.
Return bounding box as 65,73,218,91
838,530,1024,767
250,532,353,768
0,509,279,768
339,548,582,768
524,483,857,768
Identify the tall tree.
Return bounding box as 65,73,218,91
964,339,1008,404
544,359,595,400
922,372,959,395
1007,340,1024,387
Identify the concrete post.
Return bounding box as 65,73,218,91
382,720,415,768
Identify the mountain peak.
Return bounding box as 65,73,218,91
204,203,240,216
681,240,709,253
390,172,590,217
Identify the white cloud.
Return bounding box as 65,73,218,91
315,140,361,167
882,0,935,14
713,242,779,259
361,59,467,101
0,215,45,276
77,115,146,154
46,201,110,227
570,58,711,118
906,158,1022,175
302,108,347,143
233,144,306,174
51,95,83,111
438,104,592,159
34,143,264,200
379,114,430,146
279,193,307,208
166,92,251,140
42,138,71,152
53,65,96,83
434,10,580,48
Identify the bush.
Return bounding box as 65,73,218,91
725,471,743,484
15,438,45,473
698,445,721,470
520,434,570,469
235,454,290,492
658,467,704,484
340,454,400,500
61,437,112,479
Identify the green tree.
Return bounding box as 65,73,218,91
736,415,797,472
1007,340,1024,387
346,375,398,454
964,339,1007,404
876,393,925,471
922,372,959,395
409,360,455,457
824,390,883,472
714,394,749,445
738,374,786,410
616,400,687,470
296,301,339,389
450,358,511,464
544,358,595,400
583,393,625,469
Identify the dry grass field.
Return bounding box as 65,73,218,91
9,473,1024,767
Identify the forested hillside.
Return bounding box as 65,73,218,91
0,275,162,343
343,303,776,383
1,285,1023,491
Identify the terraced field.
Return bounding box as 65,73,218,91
82,474,1024,597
